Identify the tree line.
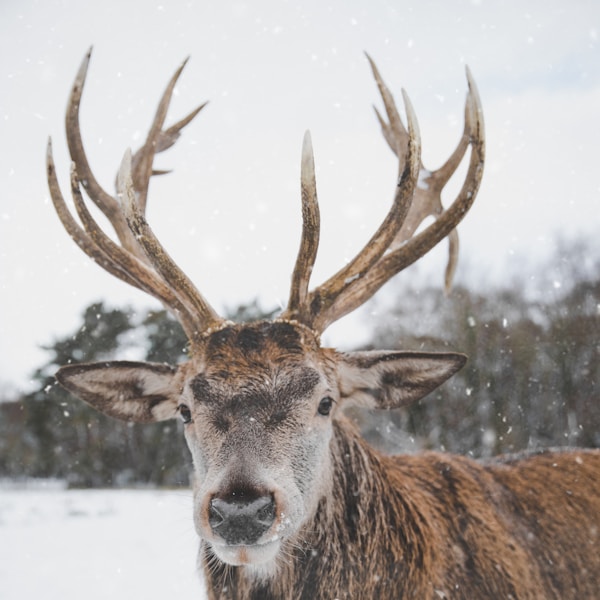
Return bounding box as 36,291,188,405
1,240,598,487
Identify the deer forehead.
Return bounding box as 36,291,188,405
189,367,323,404
181,321,335,408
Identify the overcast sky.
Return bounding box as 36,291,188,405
1,0,599,392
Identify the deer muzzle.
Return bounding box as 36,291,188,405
208,492,277,545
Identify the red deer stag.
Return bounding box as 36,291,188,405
47,50,600,599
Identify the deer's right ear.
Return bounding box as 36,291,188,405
55,361,181,423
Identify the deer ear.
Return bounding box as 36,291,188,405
338,351,466,409
55,361,181,423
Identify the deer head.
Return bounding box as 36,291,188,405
47,49,484,574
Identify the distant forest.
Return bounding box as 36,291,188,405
1,239,598,487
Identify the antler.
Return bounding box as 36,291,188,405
282,56,485,334
48,50,483,346
46,48,224,348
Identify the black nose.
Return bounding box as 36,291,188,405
208,492,276,545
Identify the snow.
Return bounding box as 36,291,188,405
0,483,206,600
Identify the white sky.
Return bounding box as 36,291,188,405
1,0,599,392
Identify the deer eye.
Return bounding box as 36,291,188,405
178,404,193,424
317,396,334,416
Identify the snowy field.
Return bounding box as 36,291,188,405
0,482,207,600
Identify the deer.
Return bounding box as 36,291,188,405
47,49,600,599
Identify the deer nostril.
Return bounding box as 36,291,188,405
208,493,276,545
208,501,225,528
256,496,276,526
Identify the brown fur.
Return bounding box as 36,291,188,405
202,419,600,599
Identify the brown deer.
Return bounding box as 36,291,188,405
47,49,600,599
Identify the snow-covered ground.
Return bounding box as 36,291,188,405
0,482,206,600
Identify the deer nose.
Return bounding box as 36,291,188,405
208,493,276,545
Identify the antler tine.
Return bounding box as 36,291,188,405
286,131,321,317
394,67,481,292
47,138,134,285
368,57,475,294
315,66,485,331
386,73,474,293
366,53,410,166
65,48,129,241
129,57,208,214
66,48,151,262
118,150,223,340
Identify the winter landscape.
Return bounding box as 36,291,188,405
0,482,206,600
1,0,598,597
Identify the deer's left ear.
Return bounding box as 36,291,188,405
337,351,466,409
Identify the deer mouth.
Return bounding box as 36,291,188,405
210,537,282,567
